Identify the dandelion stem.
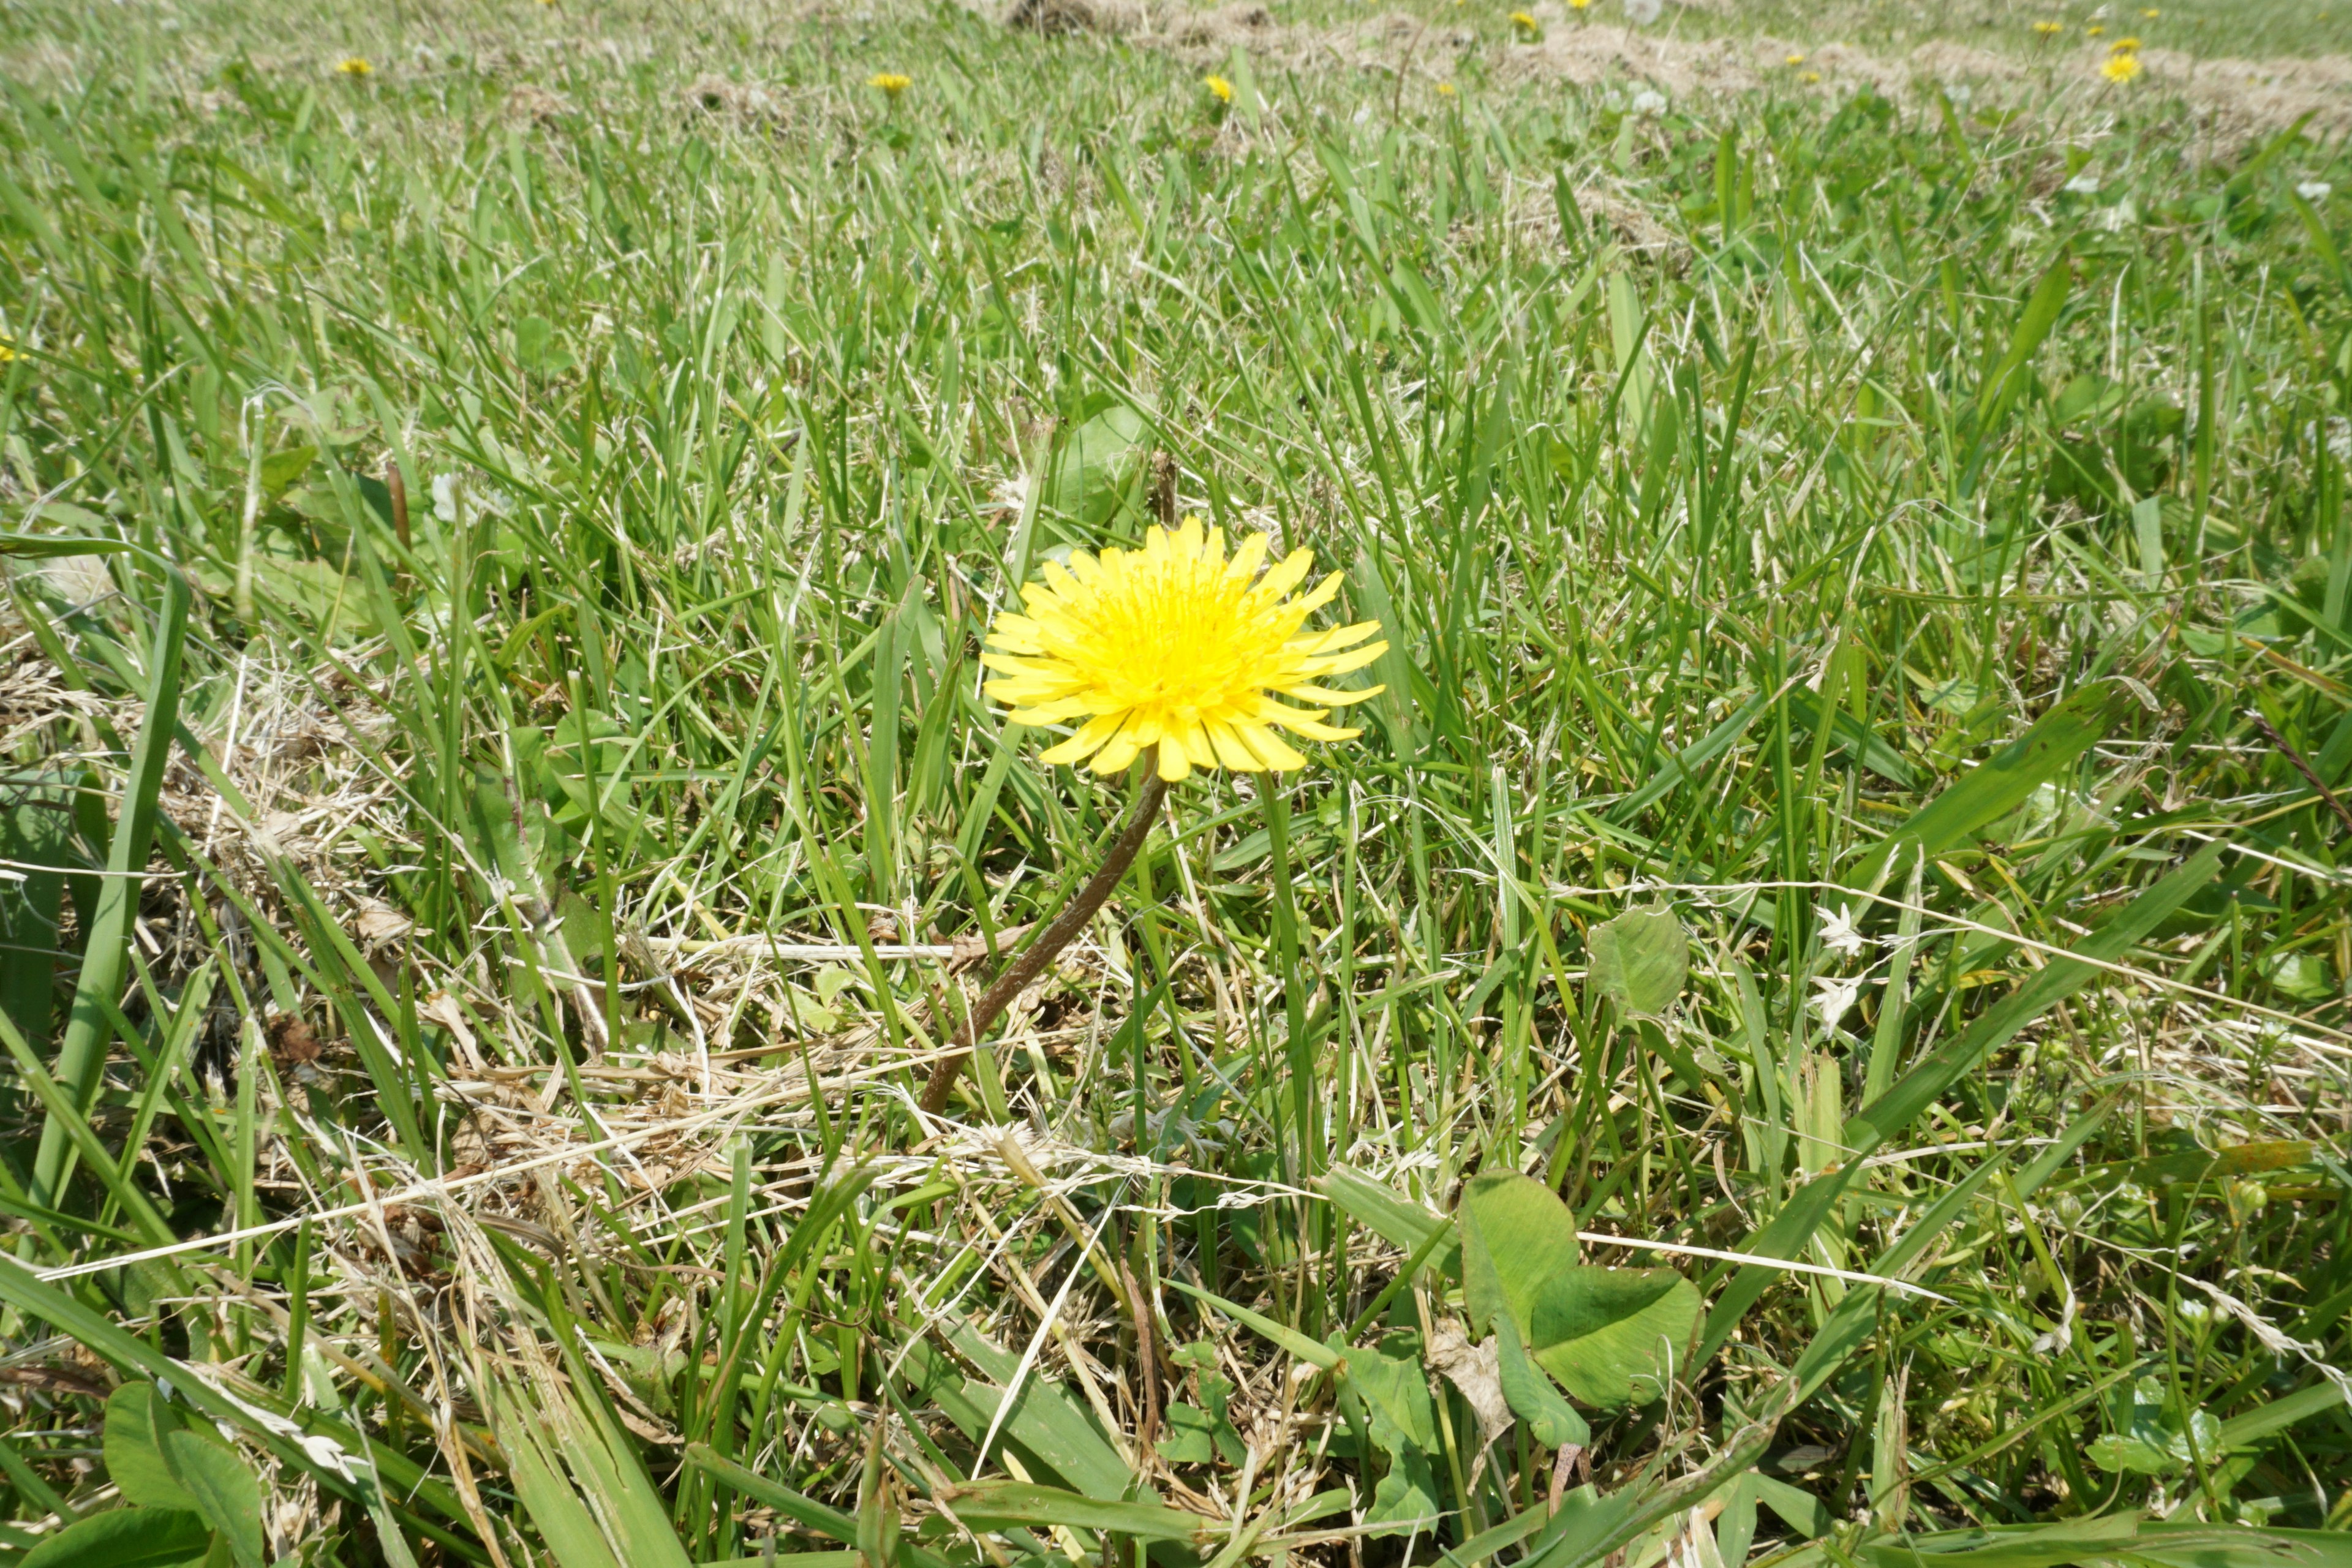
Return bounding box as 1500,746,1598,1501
918,763,1170,1117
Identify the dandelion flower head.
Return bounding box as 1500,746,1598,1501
982,515,1389,782
1785,50,1806,64
1570,0,1592,11
2141,6,2158,15
2032,20,2063,34
868,72,911,95
2109,35,2139,49
0,339,15,362
1801,69,1821,81
2101,51,2143,80
2086,23,2105,34
1204,74,1234,102
335,56,373,75
1438,80,1457,94
1510,10,1537,26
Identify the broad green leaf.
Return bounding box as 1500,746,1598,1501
256,443,316,495
162,1432,262,1568
2086,1378,2222,1476
1586,908,1688,1017
1494,1310,1588,1451
936,1482,1211,1544
1528,1267,1702,1409
21,1507,212,1568
1043,398,1150,527
1459,1174,1581,1341
104,1385,196,1513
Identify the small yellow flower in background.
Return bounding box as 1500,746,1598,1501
2110,36,2140,50
2141,7,2158,15
0,339,17,363
1204,74,1234,102
1801,69,1822,82
2101,51,2143,80
2032,20,2063,35
1570,0,1592,12
334,56,372,76
1509,9,1537,26
1785,50,1806,64
868,72,910,96
1437,80,1457,95
982,516,1388,782
2086,23,2105,36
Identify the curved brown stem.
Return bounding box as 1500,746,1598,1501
919,766,1170,1118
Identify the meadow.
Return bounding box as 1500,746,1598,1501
0,0,2348,1562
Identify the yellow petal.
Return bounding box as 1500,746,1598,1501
1278,681,1385,707
1095,732,1144,774
1040,712,1129,765
1297,642,1389,679
1233,722,1307,771
1205,720,1264,771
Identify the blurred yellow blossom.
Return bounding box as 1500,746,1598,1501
335,56,372,75
867,72,910,96
1204,74,1234,102
2101,51,2143,80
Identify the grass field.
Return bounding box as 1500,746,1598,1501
0,0,2350,1562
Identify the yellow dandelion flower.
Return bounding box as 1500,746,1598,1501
1785,50,1806,64
2109,35,2139,49
334,56,372,76
982,516,1388,782
1438,80,1457,94
1204,73,1234,102
1801,69,1821,81
0,339,16,362
2101,51,2143,80
2086,23,2105,36
2141,7,2158,15
867,72,910,96
1509,9,1537,26
2032,20,2063,35
1570,0,1591,12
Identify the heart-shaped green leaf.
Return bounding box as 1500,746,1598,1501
1460,1174,1581,1341
21,1507,213,1568
164,1431,263,1568
1529,1266,1702,1409
104,1385,196,1513
1494,1310,1589,1451
1587,908,1688,1017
